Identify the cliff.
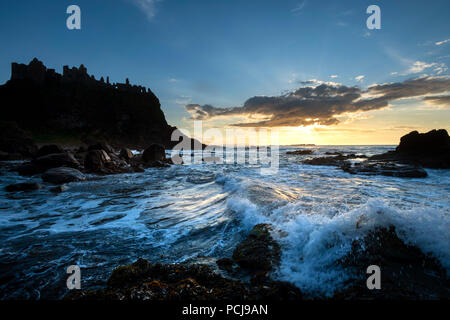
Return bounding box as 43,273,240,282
0,58,196,150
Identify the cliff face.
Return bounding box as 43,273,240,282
0,58,187,149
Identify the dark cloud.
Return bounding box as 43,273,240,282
422,95,450,108
185,76,450,127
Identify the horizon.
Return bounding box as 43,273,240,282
0,0,449,145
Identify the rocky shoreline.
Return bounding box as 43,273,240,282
289,129,450,178
3,141,173,193
65,224,449,300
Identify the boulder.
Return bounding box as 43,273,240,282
370,129,450,169
35,144,64,158
42,167,86,184
84,150,111,171
119,148,134,161
88,142,115,154
142,144,165,162
5,182,42,192
396,129,450,155
335,226,449,299
34,152,80,169
232,224,281,272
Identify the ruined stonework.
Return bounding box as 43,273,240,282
1,58,198,149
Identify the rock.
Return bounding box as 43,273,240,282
14,162,44,176
0,121,37,157
232,224,281,272
0,151,23,161
5,182,41,192
303,156,349,167
370,129,450,169
84,150,111,171
396,129,450,155
119,148,134,161
42,167,86,184
216,258,234,272
143,144,165,162
35,144,64,158
65,258,302,301
50,185,69,193
88,142,115,154
34,152,80,169
342,161,428,178
335,226,449,299
286,149,314,155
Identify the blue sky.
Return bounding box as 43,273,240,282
0,0,449,144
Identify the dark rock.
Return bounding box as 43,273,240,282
50,185,69,193
35,144,64,158
84,150,111,171
34,152,80,169
342,161,428,178
303,156,349,167
14,162,44,176
232,224,281,272
396,129,450,155
42,167,86,184
287,149,314,155
65,258,302,301
335,226,449,300
88,142,115,154
143,144,165,162
0,121,37,157
1,59,203,150
0,151,23,161
119,148,134,161
370,129,450,169
216,258,234,272
5,182,41,192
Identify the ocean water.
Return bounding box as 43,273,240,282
0,145,449,299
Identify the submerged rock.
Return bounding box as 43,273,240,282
5,182,41,192
232,224,281,272
42,167,86,184
65,258,302,301
341,161,428,178
286,149,314,155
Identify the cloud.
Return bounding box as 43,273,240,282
422,95,450,109
185,76,450,127
355,75,365,82
169,78,179,83
330,75,339,79
291,1,307,13
407,61,437,74
130,0,160,20
436,39,450,46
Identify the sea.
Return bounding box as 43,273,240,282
0,145,449,299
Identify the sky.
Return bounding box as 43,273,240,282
0,0,449,145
